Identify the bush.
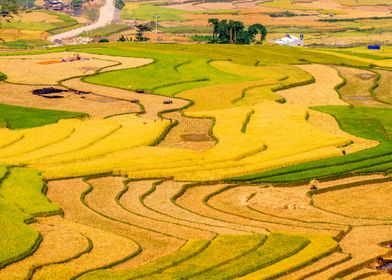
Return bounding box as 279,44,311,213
98,38,110,43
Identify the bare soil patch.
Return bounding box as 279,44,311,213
159,111,215,151
84,177,184,270
120,180,215,240
62,78,188,119
0,82,140,118
143,181,252,235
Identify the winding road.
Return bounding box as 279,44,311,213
49,0,116,42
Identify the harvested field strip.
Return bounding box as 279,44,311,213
0,82,141,119
205,185,349,232
308,226,392,280
278,64,347,107
158,111,215,151
0,217,90,280
245,187,367,227
47,179,183,271
5,119,121,164
191,233,309,279
31,216,140,280
334,66,387,108
238,235,338,279
79,239,210,280
85,177,198,240
232,106,392,183
119,180,215,240
0,121,75,159
146,235,266,279
175,184,272,233
0,52,152,85
374,70,392,106
142,181,260,234
176,184,339,235
280,251,351,279
313,181,392,220
0,103,85,130
62,77,189,120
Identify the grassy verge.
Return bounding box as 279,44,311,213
0,167,61,268
0,104,86,130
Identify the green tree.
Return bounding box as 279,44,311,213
248,23,268,43
0,0,20,22
135,23,153,42
208,18,267,45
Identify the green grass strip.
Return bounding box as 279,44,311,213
190,233,309,279
0,167,58,268
78,239,210,280
0,104,86,130
146,235,266,279
238,235,338,280
0,168,60,216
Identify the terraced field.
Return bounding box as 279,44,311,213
0,43,391,279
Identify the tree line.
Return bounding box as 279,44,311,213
208,18,267,44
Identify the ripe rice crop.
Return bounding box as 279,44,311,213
238,234,338,279
33,114,171,166
0,121,75,159
7,119,121,164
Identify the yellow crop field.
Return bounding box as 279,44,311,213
5,119,121,164
0,121,75,159
31,114,171,165
0,129,23,148
1,43,391,280
35,101,357,181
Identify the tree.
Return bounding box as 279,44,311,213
0,0,21,22
208,18,266,45
208,18,219,39
135,23,152,42
248,23,268,43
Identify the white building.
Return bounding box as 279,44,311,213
273,34,304,47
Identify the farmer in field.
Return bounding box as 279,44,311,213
309,179,319,190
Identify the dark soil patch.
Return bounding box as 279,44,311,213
180,133,211,142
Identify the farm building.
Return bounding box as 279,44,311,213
273,34,304,47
